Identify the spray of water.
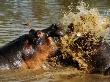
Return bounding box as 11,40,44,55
57,2,110,72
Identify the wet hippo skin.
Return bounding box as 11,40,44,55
0,24,63,70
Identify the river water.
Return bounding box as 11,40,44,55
0,0,110,82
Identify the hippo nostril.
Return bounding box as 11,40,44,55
36,38,41,45
35,38,44,45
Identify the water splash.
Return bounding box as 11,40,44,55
60,2,109,36
58,2,110,72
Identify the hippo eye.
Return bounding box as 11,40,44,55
29,29,36,35
36,38,40,44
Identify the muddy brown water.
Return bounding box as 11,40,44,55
0,0,110,82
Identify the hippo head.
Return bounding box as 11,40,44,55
23,28,61,69
23,28,59,59
28,24,64,45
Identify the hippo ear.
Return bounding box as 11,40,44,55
29,29,36,36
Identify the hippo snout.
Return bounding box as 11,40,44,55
42,24,64,37
51,24,64,36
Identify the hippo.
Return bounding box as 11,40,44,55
0,24,63,70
